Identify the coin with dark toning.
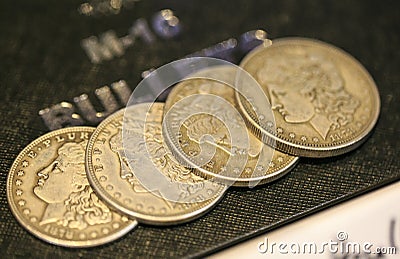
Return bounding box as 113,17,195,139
239,38,380,157
85,103,227,225
7,127,137,247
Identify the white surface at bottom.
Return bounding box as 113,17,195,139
210,181,400,258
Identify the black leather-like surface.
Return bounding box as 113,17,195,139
1,0,399,258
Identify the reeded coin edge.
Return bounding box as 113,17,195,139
85,106,228,225
238,37,381,157
6,127,137,248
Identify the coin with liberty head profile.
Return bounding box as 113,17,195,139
85,104,227,225
239,38,380,157
163,66,299,187
7,127,137,247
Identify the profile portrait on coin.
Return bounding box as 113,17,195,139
183,115,231,153
33,141,112,229
257,52,360,139
110,120,204,199
109,128,150,193
177,92,245,156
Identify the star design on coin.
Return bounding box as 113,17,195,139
237,148,247,155
18,200,26,207
16,179,22,186
16,189,23,196
21,160,29,167
277,157,284,163
256,165,264,171
277,127,283,134
301,136,307,142
289,133,296,138
17,170,24,177
268,161,275,168
220,166,227,173
312,137,319,143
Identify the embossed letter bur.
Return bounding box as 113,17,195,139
7,127,137,247
238,38,380,157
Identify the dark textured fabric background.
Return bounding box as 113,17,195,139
0,0,399,258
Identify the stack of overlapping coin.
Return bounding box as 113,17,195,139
7,37,380,247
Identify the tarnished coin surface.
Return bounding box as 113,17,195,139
7,127,137,248
164,66,298,186
239,38,380,157
85,103,227,225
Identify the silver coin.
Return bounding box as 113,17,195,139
163,65,299,187
239,38,380,157
7,127,137,247
85,103,227,225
